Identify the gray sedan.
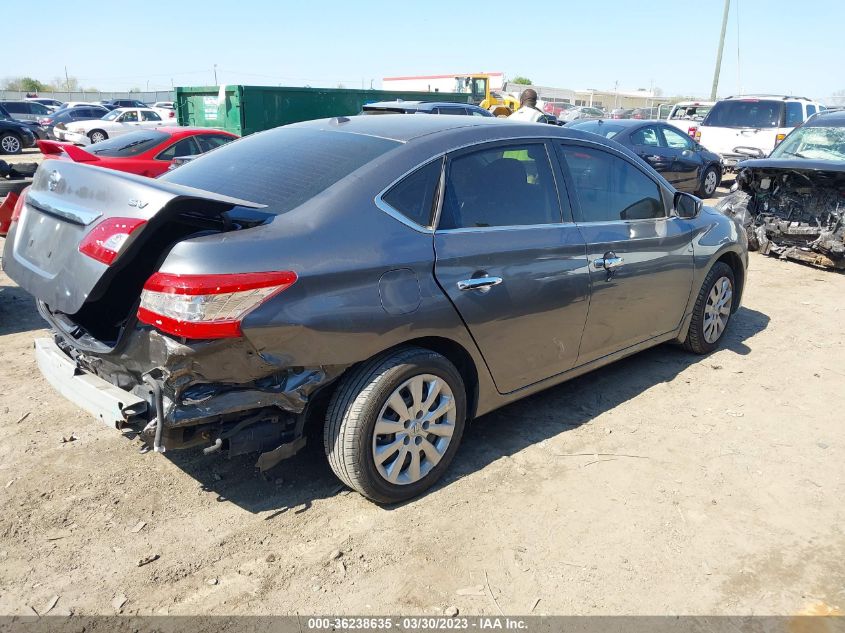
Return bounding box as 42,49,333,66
3,116,748,503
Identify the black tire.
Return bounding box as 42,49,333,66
0,133,23,155
324,347,467,504
88,129,108,144
697,165,720,198
684,262,736,355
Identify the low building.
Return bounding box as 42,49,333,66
382,72,505,93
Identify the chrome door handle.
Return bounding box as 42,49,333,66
592,256,624,270
457,276,503,292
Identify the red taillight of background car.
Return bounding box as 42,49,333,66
687,125,698,138
137,271,298,339
169,111,175,118
78,217,147,265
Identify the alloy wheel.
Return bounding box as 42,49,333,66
1,135,21,153
703,276,733,343
372,374,456,485
704,170,718,196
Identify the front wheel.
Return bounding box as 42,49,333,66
0,133,22,155
697,165,720,198
324,347,467,504
88,129,108,144
684,262,735,354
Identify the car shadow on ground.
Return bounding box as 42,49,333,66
0,284,45,336
165,306,770,514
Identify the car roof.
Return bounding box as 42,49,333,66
288,113,623,146
570,118,660,129
722,94,814,102
805,109,845,126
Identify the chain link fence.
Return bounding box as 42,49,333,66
0,90,175,103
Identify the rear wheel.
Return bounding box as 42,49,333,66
88,129,107,144
684,262,735,354
0,133,22,155
697,165,720,198
324,347,467,504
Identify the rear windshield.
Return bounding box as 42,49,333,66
161,127,400,213
669,105,712,121
87,131,169,156
702,100,784,128
569,120,625,138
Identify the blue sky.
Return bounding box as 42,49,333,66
5,0,843,100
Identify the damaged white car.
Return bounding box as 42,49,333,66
716,109,845,269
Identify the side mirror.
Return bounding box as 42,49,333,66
673,191,702,219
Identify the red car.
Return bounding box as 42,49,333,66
36,127,238,178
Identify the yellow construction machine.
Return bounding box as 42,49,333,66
453,75,519,117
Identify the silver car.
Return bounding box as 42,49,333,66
3,116,748,503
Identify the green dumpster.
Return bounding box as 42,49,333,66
175,85,471,136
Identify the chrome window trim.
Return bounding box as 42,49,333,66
373,156,445,234
436,222,569,235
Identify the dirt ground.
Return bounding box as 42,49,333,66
0,154,843,618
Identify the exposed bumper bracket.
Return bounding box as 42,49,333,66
35,337,147,429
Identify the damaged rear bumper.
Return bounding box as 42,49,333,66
35,337,148,428
36,323,345,468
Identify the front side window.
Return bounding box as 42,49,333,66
156,137,198,161
194,134,234,153
381,159,442,227
3,102,25,114
561,146,664,222
662,126,694,150
439,143,561,229
631,126,661,147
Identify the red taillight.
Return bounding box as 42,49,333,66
11,186,29,223
137,271,297,339
78,217,146,265
169,111,175,118
688,125,698,137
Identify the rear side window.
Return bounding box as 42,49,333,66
785,102,803,127
381,159,442,227
162,127,401,214
561,146,664,222
141,110,161,121
439,143,561,229
703,100,784,128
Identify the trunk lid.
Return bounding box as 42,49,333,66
2,161,263,315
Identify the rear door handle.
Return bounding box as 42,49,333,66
457,276,503,292
592,256,624,270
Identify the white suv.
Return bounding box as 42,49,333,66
695,95,824,169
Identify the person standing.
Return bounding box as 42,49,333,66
508,88,544,123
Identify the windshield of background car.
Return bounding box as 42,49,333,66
570,121,625,138
702,100,784,128
103,110,122,121
769,126,845,161
161,127,400,213
670,106,712,121
87,131,169,157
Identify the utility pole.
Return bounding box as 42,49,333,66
213,64,218,85
710,0,731,100
64,66,70,93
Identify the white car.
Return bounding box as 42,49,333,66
664,101,714,136
695,95,825,169
152,101,174,109
62,108,169,145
